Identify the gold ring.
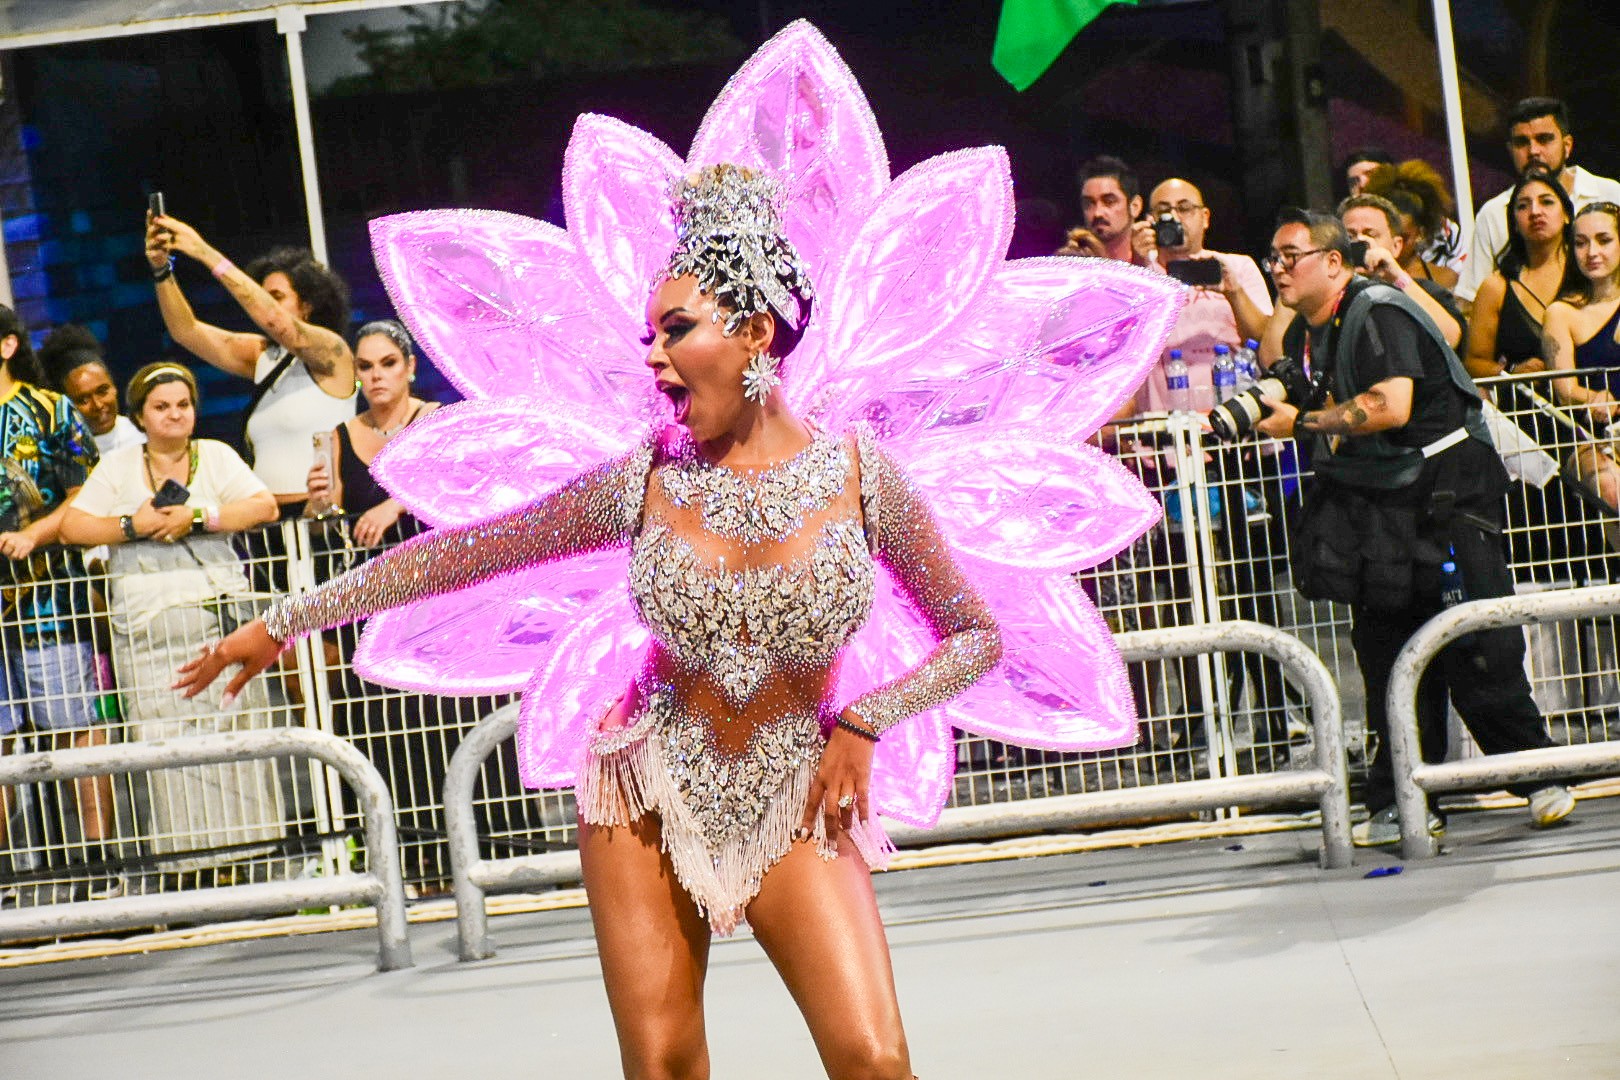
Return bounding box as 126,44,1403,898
837,794,855,809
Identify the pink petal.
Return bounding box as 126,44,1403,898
687,19,889,287
947,572,1138,752
820,257,1185,443
517,587,649,788
369,399,639,528
870,713,955,828
900,432,1162,572
352,552,629,697
562,114,684,331
820,146,1013,386
370,211,652,416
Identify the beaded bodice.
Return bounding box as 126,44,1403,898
629,432,876,708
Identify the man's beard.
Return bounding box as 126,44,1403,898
1525,154,1568,176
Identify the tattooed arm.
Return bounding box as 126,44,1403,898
1254,377,1414,439
1543,302,1616,421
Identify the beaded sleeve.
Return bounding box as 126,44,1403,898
845,435,1002,733
261,436,657,642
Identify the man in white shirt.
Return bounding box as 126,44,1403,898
1456,97,1620,305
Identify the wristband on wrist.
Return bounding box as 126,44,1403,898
1391,271,1414,291
152,258,175,283
205,507,221,532
211,256,235,279
835,714,880,742
119,515,137,542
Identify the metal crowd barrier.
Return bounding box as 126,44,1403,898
442,622,1349,962
0,727,411,970
1388,584,1620,859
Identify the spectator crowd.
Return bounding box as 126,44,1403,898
3,95,1619,904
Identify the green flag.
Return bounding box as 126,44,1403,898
992,0,1140,91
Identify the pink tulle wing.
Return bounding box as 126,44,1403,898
945,572,1138,752
805,147,1013,410
352,551,628,696
687,19,889,291
517,587,650,788
368,398,637,529
818,257,1185,443
370,212,654,419
899,431,1162,573
562,114,684,332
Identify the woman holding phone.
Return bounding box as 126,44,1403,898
61,363,282,867
145,202,355,515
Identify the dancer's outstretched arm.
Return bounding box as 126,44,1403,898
176,437,655,700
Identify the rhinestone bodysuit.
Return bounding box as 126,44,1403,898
264,426,1002,933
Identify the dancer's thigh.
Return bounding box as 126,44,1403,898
579,816,712,1080
746,836,910,1080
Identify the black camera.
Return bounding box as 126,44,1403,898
1208,356,1332,442
1347,238,1370,268
1151,212,1185,249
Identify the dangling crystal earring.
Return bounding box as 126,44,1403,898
741,351,780,404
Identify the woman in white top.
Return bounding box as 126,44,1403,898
145,212,356,512
62,363,285,862
38,324,145,455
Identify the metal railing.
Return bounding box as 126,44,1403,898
441,622,1350,961
0,727,411,970
1388,584,1620,859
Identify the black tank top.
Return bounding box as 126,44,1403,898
1573,299,1620,398
337,419,400,515
1494,280,1547,368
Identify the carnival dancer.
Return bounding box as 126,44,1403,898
177,22,1182,1078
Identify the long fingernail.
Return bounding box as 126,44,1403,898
221,693,235,708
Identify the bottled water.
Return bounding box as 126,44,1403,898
1235,338,1261,392
1165,349,1191,414
1212,344,1237,402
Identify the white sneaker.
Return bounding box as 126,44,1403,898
1351,805,1444,847
1527,785,1575,828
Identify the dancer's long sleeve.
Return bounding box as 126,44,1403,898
262,438,655,642
843,437,1003,733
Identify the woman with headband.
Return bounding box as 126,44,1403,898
63,363,283,868
305,320,438,547
145,213,356,515
179,164,1001,1079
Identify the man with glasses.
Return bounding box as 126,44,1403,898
1456,97,1620,307
1254,208,1575,845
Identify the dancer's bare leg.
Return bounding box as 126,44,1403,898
747,835,912,1080
579,815,712,1080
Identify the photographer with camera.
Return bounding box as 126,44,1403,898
1253,209,1575,845
1339,194,1464,350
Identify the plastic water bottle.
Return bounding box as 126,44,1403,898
1236,338,1261,392
1212,344,1237,403
1165,349,1191,414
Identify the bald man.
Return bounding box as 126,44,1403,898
1129,179,1272,413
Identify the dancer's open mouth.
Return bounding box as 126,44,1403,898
657,382,691,423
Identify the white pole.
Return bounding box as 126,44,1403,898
278,6,328,264
1431,0,1474,249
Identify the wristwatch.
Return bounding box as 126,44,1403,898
191,506,206,533
119,515,137,541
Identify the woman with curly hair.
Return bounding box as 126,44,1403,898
145,214,356,516
1363,159,1463,289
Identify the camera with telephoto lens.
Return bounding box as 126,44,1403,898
1208,355,1332,441
1151,212,1185,249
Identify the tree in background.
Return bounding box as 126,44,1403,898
327,0,746,96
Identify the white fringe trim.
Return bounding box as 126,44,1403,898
578,733,895,936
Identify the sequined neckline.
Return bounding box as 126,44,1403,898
659,429,849,544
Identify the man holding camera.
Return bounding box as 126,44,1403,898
1255,208,1574,844
1129,178,1271,412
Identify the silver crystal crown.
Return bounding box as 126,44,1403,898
665,165,814,337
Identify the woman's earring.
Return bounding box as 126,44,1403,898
354,379,363,392
741,351,780,404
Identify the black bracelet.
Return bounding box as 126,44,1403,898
119,515,137,541
835,714,880,742
152,259,174,283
